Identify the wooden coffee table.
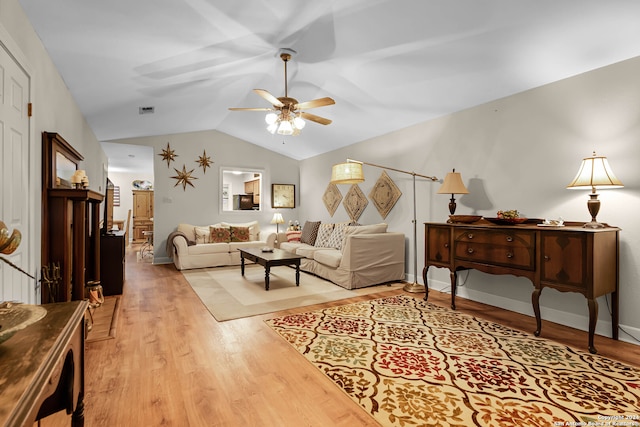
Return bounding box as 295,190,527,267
239,248,305,290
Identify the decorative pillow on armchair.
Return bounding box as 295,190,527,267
230,226,250,242
300,221,321,245
286,231,302,242
209,226,231,243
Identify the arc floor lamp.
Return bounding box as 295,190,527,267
331,159,437,293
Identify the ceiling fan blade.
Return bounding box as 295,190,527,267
295,97,335,110
300,112,332,125
254,89,284,107
228,107,273,111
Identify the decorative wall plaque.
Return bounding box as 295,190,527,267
171,164,197,190
196,149,213,173
369,171,402,219
159,142,177,168
322,183,342,217
343,184,368,222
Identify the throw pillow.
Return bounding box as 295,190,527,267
194,226,212,244
209,226,231,243
230,226,250,242
300,221,321,245
314,223,335,247
286,231,302,242
326,221,350,250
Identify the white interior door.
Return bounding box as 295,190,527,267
0,40,33,303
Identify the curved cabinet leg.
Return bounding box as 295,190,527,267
422,266,430,301
532,288,542,336
450,270,457,310
587,298,598,354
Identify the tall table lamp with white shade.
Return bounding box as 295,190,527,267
331,159,437,293
566,151,623,228
271,212,285,234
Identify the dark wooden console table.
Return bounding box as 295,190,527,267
423,220,619,354
0,300,88,426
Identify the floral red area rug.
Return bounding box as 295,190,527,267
265,295,640,427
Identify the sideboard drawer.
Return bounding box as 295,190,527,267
453,229,535,270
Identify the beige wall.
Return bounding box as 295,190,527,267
300,56,640,343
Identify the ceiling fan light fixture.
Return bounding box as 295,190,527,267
294,115,306,129
277,120,294,135
267,122,278,134
265,112,278,124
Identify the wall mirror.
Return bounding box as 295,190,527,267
220,167,263,212
44,132,84,189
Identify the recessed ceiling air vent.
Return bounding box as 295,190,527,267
139,106,155,115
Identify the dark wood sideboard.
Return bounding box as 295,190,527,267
423,220,619,354
0,301,88,426
100,230,126,296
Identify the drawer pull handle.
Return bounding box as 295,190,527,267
506,252,514,259
544,255,550,261
506,236,513,242
444,243,449,248
467,248,474,254
467,233,474,239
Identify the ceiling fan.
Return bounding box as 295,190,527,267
229,49,335,136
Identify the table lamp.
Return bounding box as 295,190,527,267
567,151,623,228
271,213,285,234
437,169,469,215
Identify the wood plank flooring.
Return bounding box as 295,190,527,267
41,244,639,426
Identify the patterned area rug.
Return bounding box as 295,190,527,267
265,295,640,427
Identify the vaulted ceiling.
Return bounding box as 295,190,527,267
20,0,640,163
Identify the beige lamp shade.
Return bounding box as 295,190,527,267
437,171,469,194
270,213,285,224
330,162,365,184
567,152,624,190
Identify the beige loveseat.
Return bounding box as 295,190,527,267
169,221,276,270
277,222,405,290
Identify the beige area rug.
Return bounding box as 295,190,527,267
182,265,405,322
265,295,640,427
86,295,121,343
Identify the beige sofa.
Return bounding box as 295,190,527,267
170,221,276,270
277,222,405,290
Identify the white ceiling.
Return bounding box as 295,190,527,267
20,0,640,168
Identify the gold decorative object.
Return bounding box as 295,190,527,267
171,164,198,190
343,184,368,222
159,142,178,168
196,149,213,173
322,183,342,217
0,221,21,255
369,171,402,219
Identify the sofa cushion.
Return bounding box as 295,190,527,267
177,223,197,242
296,245,333,259
194,226,212,244
279,241,307,253
221,221,260,241
300,221,321,245
230,226,250,242
314,223,334,247
210,227,231,243
326,221,350,250
188,242,230,255
313,249,342,268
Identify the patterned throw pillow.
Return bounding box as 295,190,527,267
326,222,350,250
286,231,302,242
230,226,250,242
210,226,231,243
300,221,321,245
314,223,335,247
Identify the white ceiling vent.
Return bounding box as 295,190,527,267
138,106,155,115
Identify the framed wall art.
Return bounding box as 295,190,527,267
272,184,295,208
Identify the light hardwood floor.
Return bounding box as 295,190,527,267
42,244,640,426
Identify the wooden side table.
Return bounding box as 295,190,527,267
0,300,88,426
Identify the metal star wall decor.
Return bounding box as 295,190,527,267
171,164,198,190
196,150,213,173
159,142,178,168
